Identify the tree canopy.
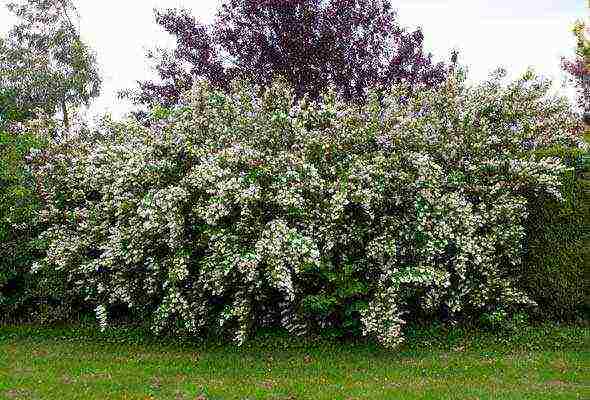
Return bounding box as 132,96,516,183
562,1,590,112
126,0,452,109
0,0,102,129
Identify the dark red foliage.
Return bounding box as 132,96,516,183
562,57,590,111
128,0,451,108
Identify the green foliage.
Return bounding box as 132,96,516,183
151,104,173,120
0,117,78,322
479,309,529,332
0,87,33,123
300,257,369,337
0,122,43,313
521,142,590,320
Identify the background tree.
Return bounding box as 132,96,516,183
126,0,451,109
562,1,590,113
0,0,102,130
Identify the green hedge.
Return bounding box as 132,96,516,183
520,145,590,320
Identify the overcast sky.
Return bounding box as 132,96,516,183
0,0,587,120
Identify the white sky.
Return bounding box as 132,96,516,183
0,0,587,120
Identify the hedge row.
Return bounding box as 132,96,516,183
521,147,589,320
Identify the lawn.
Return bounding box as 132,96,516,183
0,323,588,399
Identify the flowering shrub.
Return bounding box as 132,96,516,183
31,71,587,346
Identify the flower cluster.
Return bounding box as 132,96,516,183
31,73,587,347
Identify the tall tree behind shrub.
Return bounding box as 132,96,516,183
0,0,102,130
124,0,451,109
562,1,590,111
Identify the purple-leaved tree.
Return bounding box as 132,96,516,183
562,6,590,115
125,0,453,109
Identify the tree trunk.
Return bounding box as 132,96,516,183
61,99,70,131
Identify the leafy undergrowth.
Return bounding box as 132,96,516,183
0,323,588,399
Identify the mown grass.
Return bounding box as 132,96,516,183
0,322,588,399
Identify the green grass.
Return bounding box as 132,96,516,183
0,323,588,399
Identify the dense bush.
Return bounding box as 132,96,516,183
0,118,45,317
30,71,587,347
520,146,590,320
0,116,86,322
